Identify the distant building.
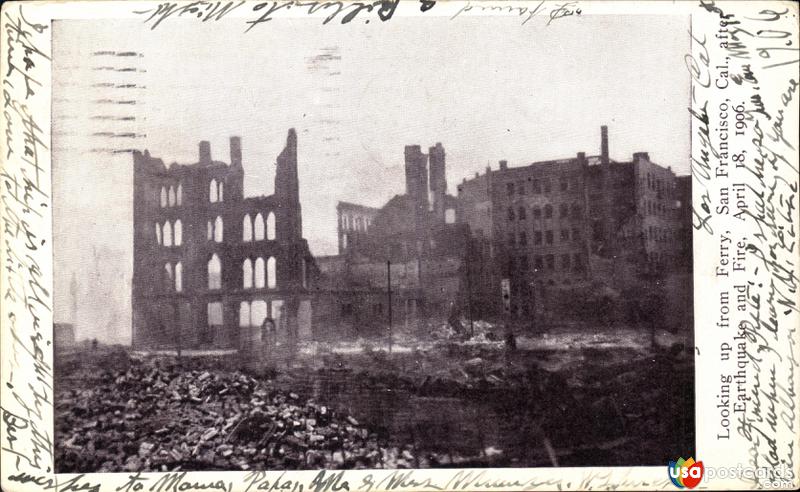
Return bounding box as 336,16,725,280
54,323,76,350
131,129,317,349
337,201,379,254
457,126,691,326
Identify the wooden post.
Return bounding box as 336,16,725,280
387,260,393,354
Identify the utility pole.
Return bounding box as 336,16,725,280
387,259,393,354
466,241,474,337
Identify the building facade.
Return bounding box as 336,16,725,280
131,129,317,349
457,126,691,326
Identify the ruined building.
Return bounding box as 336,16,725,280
457,126,692,328
132,129,317,349
315,143,468,336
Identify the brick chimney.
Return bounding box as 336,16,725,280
230,136,241,167
600,126,609,165
199,140,211,164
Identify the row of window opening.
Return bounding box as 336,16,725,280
512,253,585,273
160,185,182,208
206,254,278,291
158,214,276,245
340,214,371,232
156,220,182,247
506,177,578,196
509,228,583,247
243,213,275,242
508,203,583,221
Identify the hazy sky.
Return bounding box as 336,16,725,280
53,13,690,342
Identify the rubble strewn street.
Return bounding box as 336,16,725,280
55,324,694,472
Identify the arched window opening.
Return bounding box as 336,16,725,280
176,183,182,206
254,257,265,289
163,221,173,247
267,257,276,289
445,209,456,224
160,187,167,208
207,221,213,241
155,223,162,245
168,186,176,207
175,262,183,292
209,179,218,203
254,213,265,241
174,219,183,246
243,258,253,289
266,212,275,240
242,214,253,242
214,216,223,243
208,254,221,290
239,302,251,328
218,181,224,202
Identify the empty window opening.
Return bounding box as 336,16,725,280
208,254,221,290
209,179,219,203
251,300,267,327
243,258,253,289
214,216,223,243
254,213,265,241
207,302,223,326
243,214,253,242
254,257,266,289
239,301,251,327
163,221,173,247
164,263,173,290
174,220,182,246
266,212,276,240
175,262,183,292
267,257,276,289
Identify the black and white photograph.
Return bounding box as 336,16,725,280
48,4,697,474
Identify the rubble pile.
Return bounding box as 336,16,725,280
55,357,409,472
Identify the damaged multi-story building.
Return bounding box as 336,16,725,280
457,126,693,329
132,129,317,349
315,143,472,336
